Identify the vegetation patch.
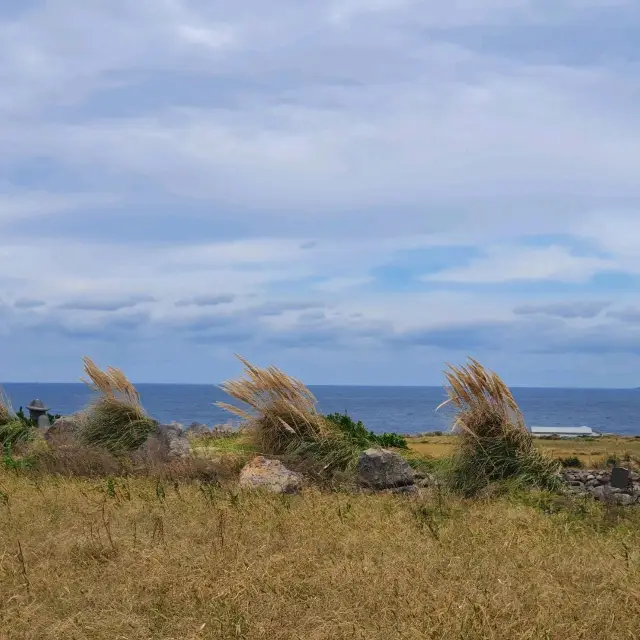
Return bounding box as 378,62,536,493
79,357,156,454
440,358,561,497
324,411,408,449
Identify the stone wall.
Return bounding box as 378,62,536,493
561,469,640,505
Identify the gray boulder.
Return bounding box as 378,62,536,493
356,448,415,490
239,456,303,494
138,423,192,461
43,413,86,446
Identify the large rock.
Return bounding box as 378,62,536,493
239,456,303,494
138,423,192,461
43,413,86,447
357,448,415,490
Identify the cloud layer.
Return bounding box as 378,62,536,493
1,0,640,386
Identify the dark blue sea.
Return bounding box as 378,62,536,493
2,384,639,435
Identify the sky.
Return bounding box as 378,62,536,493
1,0,640,387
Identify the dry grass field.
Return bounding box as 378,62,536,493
2,470,640,640
408,434,640,468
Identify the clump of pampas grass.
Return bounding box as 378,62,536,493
80,357,156,453
217,355,361,472
439,358,560,496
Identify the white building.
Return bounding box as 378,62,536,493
530,426,601,438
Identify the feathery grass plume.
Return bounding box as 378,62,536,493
439,358,561,496
217,355,361,471
80,357,156,453
0,387,34,447
0,386,15,426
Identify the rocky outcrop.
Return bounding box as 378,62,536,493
138,423,192,461
562,469,640,505
43,413,87,447
239,457,303,494
356,448,415,490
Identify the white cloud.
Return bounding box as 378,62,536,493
422,245,618,283
2,0,640,382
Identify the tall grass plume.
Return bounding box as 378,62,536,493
217,355,361,471
80,357,156,453
0,385,15,426
439,358,560,496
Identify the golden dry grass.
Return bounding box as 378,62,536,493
408,435,640,468
2,470,640,639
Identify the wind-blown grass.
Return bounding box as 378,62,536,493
0,387,34,448
217,355,362,472
80,357,156,453
439,358,561,496
0,385,15,426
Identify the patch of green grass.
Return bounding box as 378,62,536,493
324,412,408,449
81,397,156,454
0,419,34,448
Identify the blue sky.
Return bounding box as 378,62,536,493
1,0,640,387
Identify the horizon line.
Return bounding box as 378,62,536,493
1,381,638,391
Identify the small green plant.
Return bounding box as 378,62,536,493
558,456,583,468
2,443,33,471
15,407,61,428
606,455,620,467
0,420,34,448
324,412,408,449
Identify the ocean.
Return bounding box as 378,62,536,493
2,383,639,435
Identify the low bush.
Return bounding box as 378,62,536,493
324,411,408,449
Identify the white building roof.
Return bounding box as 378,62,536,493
530,426,599,436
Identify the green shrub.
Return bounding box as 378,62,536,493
0,420,34,448
15,406,61,427
324,412,407,449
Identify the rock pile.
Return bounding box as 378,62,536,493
561,469,640,505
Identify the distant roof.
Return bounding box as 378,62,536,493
530,426,596,435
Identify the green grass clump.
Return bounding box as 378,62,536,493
440,358,561,497
0,387,35,448
0,419,34,448
217,356,363,472
79,357,156,454
324,412,408,449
